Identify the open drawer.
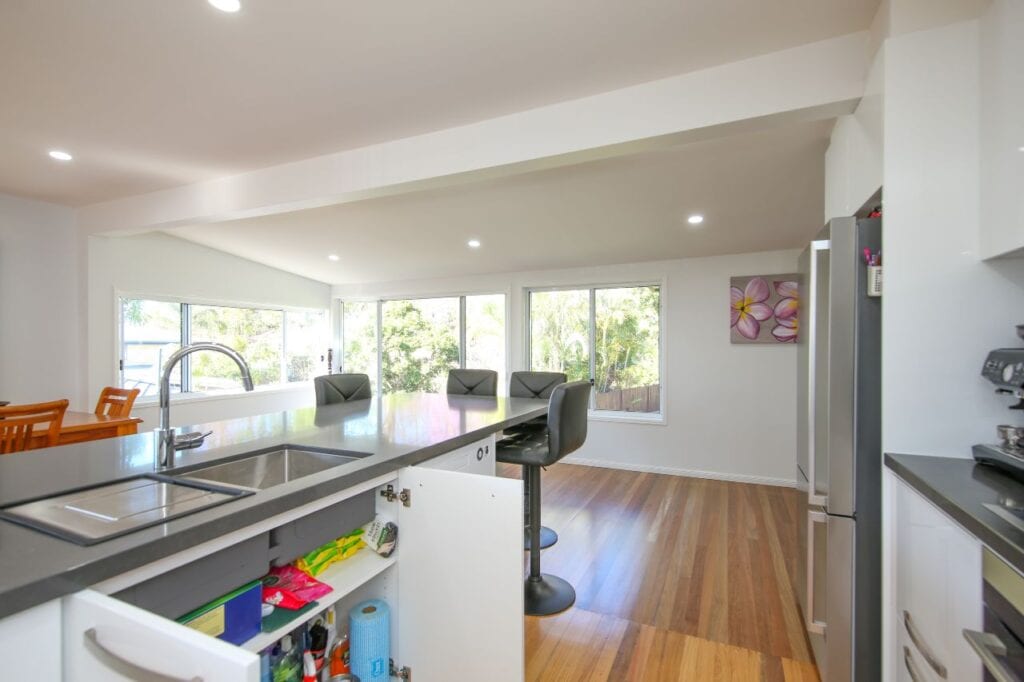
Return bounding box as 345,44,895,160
62,465,524,681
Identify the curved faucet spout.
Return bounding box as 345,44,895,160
157,342,254,468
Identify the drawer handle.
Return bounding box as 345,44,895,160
903,610,947,678
903,646,925,682
476,447,484,461
963,629,1021,682
84,628,202,682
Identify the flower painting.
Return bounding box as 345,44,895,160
730,274,802,344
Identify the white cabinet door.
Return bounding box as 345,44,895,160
63,589,260,682
893,477,982,682
397,465,523,681
0,599,62,680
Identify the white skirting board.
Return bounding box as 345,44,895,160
560,456,797,488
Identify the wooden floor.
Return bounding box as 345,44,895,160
500,463,819,682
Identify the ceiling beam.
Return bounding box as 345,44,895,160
77,31,870,236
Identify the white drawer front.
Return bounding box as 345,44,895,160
63,589,260,682
419,435,495,475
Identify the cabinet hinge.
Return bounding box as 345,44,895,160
390,659,412,679
380,485,411,507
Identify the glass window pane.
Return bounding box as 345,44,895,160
465,294,506,391
342,302,379,393
381,297,460,394
121,299,181,398
190,305,284,391
594,286,660,413
284,310,327,382
529,289,590,382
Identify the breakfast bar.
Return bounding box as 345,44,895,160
0,392,546,681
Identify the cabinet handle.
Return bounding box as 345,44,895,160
903,646,925,682
963,629,1020,682
476,447,484,461
903,610,947,678
84,628,202,682
805,510,827,635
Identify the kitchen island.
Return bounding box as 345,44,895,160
0,392,547,681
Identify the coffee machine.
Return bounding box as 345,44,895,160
973,336,1024,478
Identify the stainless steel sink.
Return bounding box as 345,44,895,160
0,476,250,545
173,446,368,492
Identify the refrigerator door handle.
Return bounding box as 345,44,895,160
807,239,830,508
806,509,828,635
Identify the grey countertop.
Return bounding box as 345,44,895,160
0,392,547,619
885,452,1024,574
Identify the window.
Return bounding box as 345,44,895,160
119,298,328,398
341,302,378,393
341,294,507,394
529,285,661,414
381,297,460,394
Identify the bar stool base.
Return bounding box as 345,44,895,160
524,525,558,551
525,574,576,616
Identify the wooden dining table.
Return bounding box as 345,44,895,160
30,411,143,448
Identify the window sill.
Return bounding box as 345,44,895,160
134,382,313,407
587,411,666,426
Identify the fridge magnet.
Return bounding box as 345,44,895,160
730,274,802,344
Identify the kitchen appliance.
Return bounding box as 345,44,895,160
963,548,1024,681
973,337,1024,480
796,216,882,682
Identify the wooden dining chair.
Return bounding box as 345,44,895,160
94,387,140,418
0,399,69,454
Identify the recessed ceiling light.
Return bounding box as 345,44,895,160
1018,145,1024,152
687,214,704,225
48,150,72,161
467,239,481,249
208,0,241,12
327,254,340,262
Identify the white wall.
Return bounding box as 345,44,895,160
882,17,1024,458
87,232,332,428
0,193,85,406
334,249,801,486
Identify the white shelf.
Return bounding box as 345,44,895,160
242,550,396,653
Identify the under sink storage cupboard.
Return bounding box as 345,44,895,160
53,436,522,681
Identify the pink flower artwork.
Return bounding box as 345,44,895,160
729,273,802,344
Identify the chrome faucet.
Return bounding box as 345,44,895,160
156,342,254,468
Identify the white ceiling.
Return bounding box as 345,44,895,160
0,0,877,206
170,121,832,285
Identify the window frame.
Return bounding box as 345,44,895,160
339,291,511,395
525,280,666,424
115,291,329,401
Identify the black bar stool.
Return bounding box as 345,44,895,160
446,369,498,396
314,373,371,405
504,371,567,551
497,380,590,616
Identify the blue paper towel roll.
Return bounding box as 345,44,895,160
350,599,390,681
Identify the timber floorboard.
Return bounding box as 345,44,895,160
501,462,819,682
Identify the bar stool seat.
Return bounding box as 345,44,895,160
314,373,371,405
497,380,590,616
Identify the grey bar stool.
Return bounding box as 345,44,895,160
446,368,498,396
314,373,372,405
505,371,567,551
497,380,591,616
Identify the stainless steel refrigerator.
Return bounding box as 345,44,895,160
796,216,881,682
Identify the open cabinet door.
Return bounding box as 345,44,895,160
397,466,524,681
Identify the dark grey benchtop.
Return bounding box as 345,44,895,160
0,392,546,620
885,452,1024,574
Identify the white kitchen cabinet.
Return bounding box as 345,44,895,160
61,463,523,681
892,474,982,682
417,434,495,476
0,599,63,680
